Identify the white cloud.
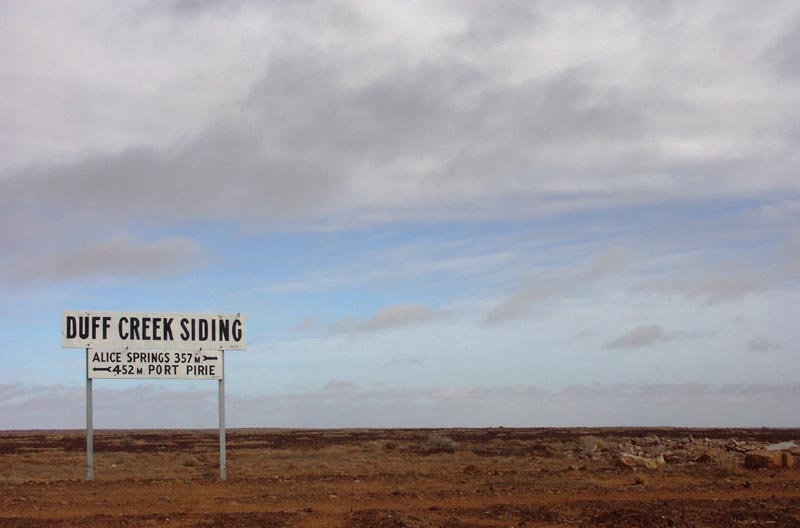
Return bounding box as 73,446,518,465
0,1,798,420
785,230,800,276
4,235,203,287
580,247,630,280
483,247,631,325
0,1,272,172
750,199,800,224
330,303,448,334
746,336,782,353
635,272,774,305
606,324,673,349
293,315,319,333
1,1,799,254
382,357,423,367
483,285,559,325
262,236,518,295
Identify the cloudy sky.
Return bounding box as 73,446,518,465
1,0,799,429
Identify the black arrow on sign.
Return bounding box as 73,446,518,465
92,367,112,372
202,355,218,361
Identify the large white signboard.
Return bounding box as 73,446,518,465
63,310,242,480
88,349,223,380
62,311,246,350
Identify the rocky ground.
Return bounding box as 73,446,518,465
2,428,799,527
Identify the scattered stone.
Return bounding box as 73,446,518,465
744,451,776,468
765,441,797,452
463,464,479,474
729,442,759,453
663,451,686,464
693,448,720,464
618,453,665,470
744,450,795,469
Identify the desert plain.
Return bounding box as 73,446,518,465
2,427,800,527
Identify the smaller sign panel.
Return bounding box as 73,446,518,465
87,349,223,380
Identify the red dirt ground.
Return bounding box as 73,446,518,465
2,428,799,527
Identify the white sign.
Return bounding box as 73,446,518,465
88,349,223,379
62,311,246,350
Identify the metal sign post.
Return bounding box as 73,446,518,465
86,348,94,481
219,351,226,480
